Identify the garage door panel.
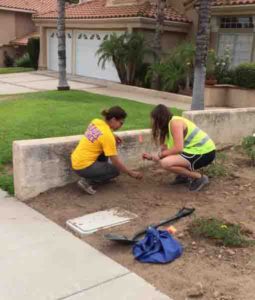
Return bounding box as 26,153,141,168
47,30,72,73
75,31,121,82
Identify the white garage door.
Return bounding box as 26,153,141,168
75,31,121,82
47,29,72,73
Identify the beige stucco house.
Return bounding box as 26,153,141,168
33,0,255,82
0,0,57,66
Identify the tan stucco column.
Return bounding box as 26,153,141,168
38,26,47,70
210,16,220,51
251,16,255,62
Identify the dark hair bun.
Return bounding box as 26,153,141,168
101,109,109,117
101,106,127,121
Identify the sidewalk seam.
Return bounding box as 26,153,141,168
56,271,131,300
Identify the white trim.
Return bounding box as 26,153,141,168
0,6,35,13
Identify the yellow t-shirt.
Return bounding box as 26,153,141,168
71,119,117,170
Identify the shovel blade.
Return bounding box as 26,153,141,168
104,233,136,244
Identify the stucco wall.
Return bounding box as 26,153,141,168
15,12,36,38
183,108,255,147
205,86,255,108
227,88,255,108
0,11,15,46
137,28,187,56
13,129,157,201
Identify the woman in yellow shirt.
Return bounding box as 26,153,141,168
71,106,142,195
143,104,216,191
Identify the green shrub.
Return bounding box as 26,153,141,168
147,42,195,93
235,63,255,88
189,218,254,247
15,53,32,68
205,151,228,177
27,37,40,70
242,135,255,165
3,51,14,67
0,174,14,195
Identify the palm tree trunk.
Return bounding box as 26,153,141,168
151,0,166,89
191,0,212,110
57,0,70,90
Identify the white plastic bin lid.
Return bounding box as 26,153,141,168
66,207,137,235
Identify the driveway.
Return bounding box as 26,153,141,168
0,71,191,110
0,72,98,95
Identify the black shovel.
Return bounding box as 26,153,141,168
104,207,195,245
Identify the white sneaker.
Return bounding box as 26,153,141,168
77,179,96,195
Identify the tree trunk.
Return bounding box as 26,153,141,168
57,0,70,90
191,0,212,110
151,0,166,89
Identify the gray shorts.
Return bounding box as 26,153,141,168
74,154,119,184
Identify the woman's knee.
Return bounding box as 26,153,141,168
160,158,173,169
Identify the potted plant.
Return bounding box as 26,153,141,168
205,70,217,85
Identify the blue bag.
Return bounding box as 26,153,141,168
132,227,183,264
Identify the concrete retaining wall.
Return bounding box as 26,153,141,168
13,129,156,201
183,108,255,147
205,85,255,108
13,108,255,201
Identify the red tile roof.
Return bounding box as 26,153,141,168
10,32,39,45
212,0,255,5
35,0,189,23
0,0,57,14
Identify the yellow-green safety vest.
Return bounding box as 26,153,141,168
165,116,216,155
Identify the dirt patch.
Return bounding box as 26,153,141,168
27,148,255,300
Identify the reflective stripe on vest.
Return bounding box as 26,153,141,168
184,127,200,147
184,127,210,148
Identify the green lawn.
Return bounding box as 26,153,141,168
0,67,34,74
0,90,182,194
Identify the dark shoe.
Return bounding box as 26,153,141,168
189,175,209,192
77,179,96,195
171,175,190,185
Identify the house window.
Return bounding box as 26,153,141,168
220,16,254,29
218,33,253,66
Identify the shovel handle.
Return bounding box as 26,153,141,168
132,207,195,241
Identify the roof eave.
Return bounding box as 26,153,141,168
0,6,35,13
211,4,255,15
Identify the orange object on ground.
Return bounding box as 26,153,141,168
166,225,177,234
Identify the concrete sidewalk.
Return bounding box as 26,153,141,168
0,71,190,110
0,189,171,300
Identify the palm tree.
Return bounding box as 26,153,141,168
153,0,166,59
191,0,212,110
151,0,166,89
57,0,70,90
97,32,152,85
97,33,127,84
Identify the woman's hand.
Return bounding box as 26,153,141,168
142,153,160,162
128,170,143,180
142,152,152,160
115,135,122,145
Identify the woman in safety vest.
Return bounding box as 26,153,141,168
143,104,216,191
71,106,143,195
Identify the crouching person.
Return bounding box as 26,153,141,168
71,106,143,195
143,104,216,192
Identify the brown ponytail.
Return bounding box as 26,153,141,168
101,106,127,121
151,104,173,144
